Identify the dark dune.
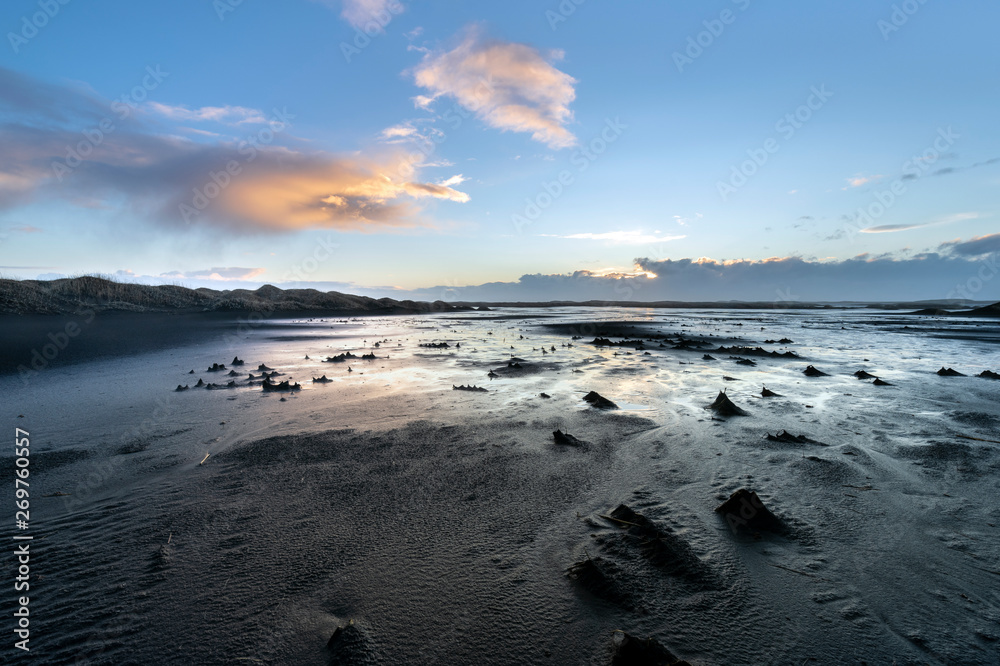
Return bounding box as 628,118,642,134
0,276,469,316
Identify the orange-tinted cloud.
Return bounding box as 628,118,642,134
413,29,577,148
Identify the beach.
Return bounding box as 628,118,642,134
3,307,999,664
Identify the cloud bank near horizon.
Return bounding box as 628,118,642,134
29,245,997,304
396,252,999,303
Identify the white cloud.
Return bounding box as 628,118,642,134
412,28,578,148
438,174,466,187
542,231,686,244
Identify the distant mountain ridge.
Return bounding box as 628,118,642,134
0,277,464,315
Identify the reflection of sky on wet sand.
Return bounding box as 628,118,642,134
5,307,998,469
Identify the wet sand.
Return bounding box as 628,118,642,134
2,307,999,664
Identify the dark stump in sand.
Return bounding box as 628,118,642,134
553,429,584,446
766,430,824,445
324,353,356,363
609,631,689,666
453,384,488,392
854,370,878,380
566,557,630,607
583,391,618,409
937,367,966,376
195,379,205,387
175,384,189,391
873,378,893,386
804,365,828,377
313,375,332,383
361,352,377,360
702,354,716,361
707,390,747,416
326,620,369,665
731,357,757,366
604,505,714,585
231,356,245,366
207,363,226,372
760,386,780,397
262,378,300,392
715,489,782,534
978,370,1000,380
227,370,240,377
539,392,551,398
257,364,274,371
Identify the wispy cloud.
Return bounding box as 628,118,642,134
379,123,419,140
542,231,686,244
161,267,266,281
844,173,883,188
146,102,268,125
412,28,578,148
313,0,403,30
861,212,978,234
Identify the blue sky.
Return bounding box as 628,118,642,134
1,0,998,301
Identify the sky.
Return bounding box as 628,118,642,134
0,0,998,303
